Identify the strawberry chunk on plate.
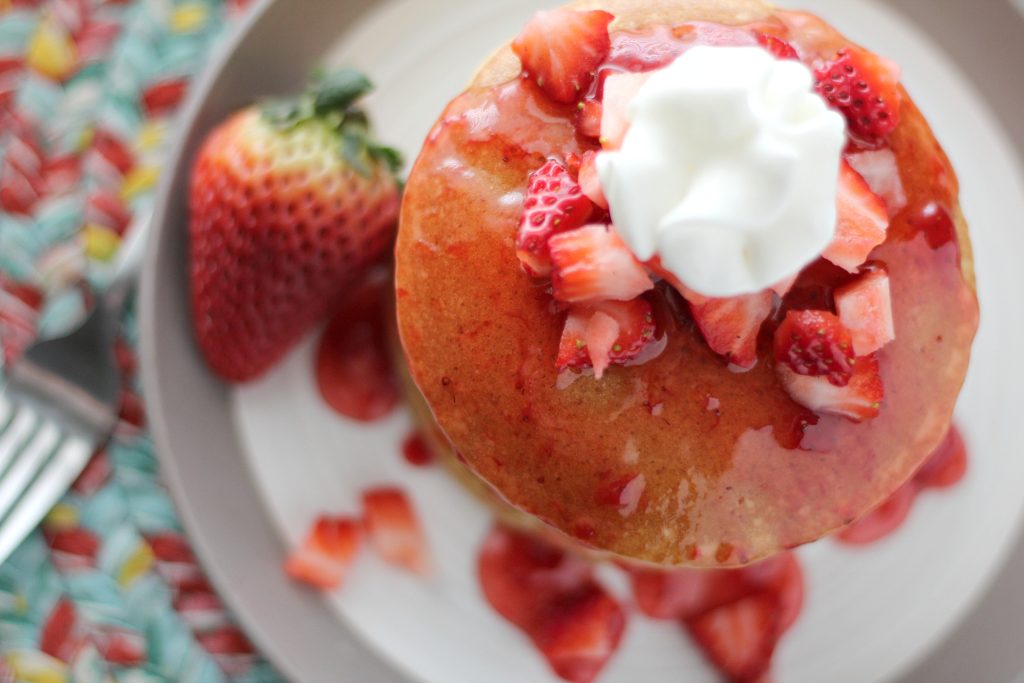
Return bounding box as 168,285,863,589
557,298,656,379
284,516,362,590
690,291,775,371
517,159,594,277
777,353,885,422
549,224,653,303
774,309,856,387
363,487,431,575
686,592,781,683
536,590,626,683
512,9,615,104
822,162,889,273
835,270,895,356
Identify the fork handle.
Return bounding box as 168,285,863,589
104,207,154,314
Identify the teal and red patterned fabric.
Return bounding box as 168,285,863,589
0,0,281,680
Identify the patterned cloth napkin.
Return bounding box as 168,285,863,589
0,0,282,680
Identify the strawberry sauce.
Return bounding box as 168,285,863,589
838,426,968,545
315,269,400,422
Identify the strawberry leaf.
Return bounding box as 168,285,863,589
314,69,374,116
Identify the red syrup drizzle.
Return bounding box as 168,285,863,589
838,425,968,545
315,268,401,422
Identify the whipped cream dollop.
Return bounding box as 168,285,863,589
597,46,846,298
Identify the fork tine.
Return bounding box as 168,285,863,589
0,437,91,565
0,420,61,519
0,404,41,475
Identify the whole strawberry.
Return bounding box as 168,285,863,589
189,69,402,382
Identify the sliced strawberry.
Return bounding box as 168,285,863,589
846,149,906,217
686,592,780,683
600,71,651,149
362,487,431,575
512,9,615,104
915,426,967,490
556,298,656,379
777,353,884,422
577,151,607,209
835,270,895,356
284,515,362,590
774,309,855,386
631,567,721,620
536,590,626,683
755,32,798,60
577,99,603,139
814,46,902,145
549,225,653,303
517,160,595,277
837,480,916,545
822,162,889,273
690,291,774,371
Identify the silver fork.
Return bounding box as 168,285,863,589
0,211,150,564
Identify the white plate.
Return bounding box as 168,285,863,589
225,1,1024,682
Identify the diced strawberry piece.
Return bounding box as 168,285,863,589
774,309,855,386
777,353,884,422
600,71,651,149
755,32,798,60
835,270,895,356
690,291,774,371
401,431,435,467
556,299,656,379
836,480,916,545
815,46,902,144
577,151,607,209
362,487,431,575
549,225,653,303
822,162,889,273
577,99,603,139
284,515,362,590
686,592,780,683
846,149,906,217
536,590,626,683
512,9,615,104
517,160,594,277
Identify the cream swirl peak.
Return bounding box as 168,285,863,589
597,46,847,298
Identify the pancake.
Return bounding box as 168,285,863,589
395,0,978,567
